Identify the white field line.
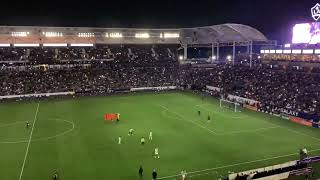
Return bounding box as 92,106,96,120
234,108,320,142
160,104,282,136
194,104,280,135
0,118,75,144
283,127,320,142
158,148,320,180
218,126,281,135
189,171,212,178
0,121,25,128
157,103,320,179
195,104,255,123
18,103,40,180
162,107,279,136
196,104,268,124
158,104,218,135
197,104,320,141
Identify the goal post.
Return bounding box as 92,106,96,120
219,99,241,112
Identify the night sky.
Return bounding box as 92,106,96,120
0,0,318,43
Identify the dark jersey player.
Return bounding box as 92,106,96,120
139,166,143,178
26,121,30,128
198,110,201,116
152,169,157,180
207,116,211,121
116,113,120,123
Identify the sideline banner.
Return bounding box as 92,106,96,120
206,86,222,92
243,104,258,111
278,108,299,117
312,122,320,128
227,94,260,105
0,92,75,99
260,104,319,128
130,86,177,92
289,116,313,127
264,106,318,121
298,112,319,122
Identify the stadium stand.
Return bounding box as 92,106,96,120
184,65,320,114
1,48,320,117
0,25,318,123
0,45,178,63
1,23,320,180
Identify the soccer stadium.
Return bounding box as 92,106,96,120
1,1,320,180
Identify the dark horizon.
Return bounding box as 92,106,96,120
0,0,318,43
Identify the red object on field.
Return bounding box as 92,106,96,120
104,113,118,121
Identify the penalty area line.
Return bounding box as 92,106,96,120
157,104,218,135
18,103,40,180
199,103,320,142
195,104,280,135
158,148,320,180
0,121,25,128
217,126,281,135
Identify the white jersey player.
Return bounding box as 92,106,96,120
154,147,160,158
141,137,145,145
128,128,134,136
181,170,187,180
302,147,308,155
118,136,122,144
149,131,153,140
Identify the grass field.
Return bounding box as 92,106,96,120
1,91,320,180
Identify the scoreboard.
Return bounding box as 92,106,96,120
292,22,320,44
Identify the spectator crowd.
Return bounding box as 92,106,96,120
0,44,177,64
183,65,320,114
0,45,319,115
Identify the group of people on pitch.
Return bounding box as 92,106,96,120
118,129,159,157
198,110,211,122
138,167,187,180
118,129,163,179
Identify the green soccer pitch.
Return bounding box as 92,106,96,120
1,91,320,180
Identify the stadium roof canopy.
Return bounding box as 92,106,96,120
0,23,268,45
181,23,268,44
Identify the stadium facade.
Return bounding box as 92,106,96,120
0,24,276,65
0,24,268,44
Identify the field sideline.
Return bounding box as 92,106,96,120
1,91,320,180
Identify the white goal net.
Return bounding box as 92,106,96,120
219,99,241,112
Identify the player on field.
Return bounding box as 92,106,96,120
181,170,187,180
207,115,211,121
26,121,30,128
300,147,308,160
116,113,120,123
141,137,145,145
128,128,134,136
154,147,160,158
139,166,143,178
149,131,153,140
198,110,201,116
152,169,157,180
118,136,122,144
52,170,59,180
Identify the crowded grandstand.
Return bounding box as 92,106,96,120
1,4,320,180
